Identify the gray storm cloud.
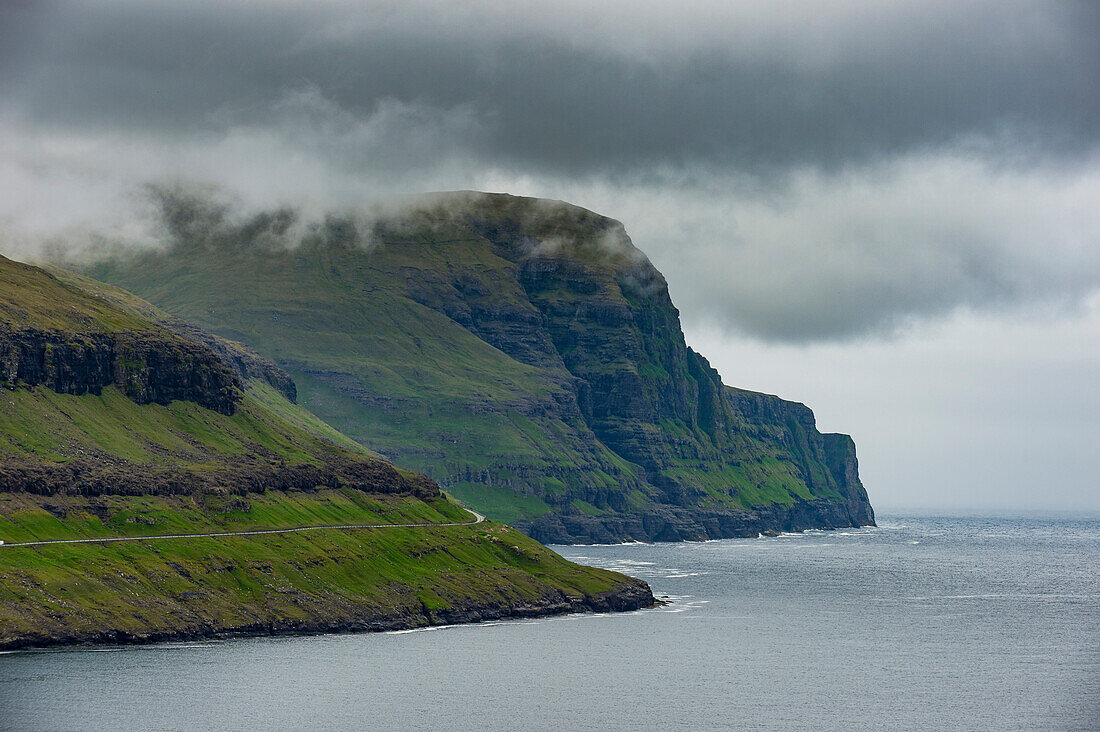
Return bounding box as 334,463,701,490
571,155,1100,341
6,0,1097,171
1,0,1098,342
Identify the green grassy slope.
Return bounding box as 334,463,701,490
0,256,148,332
0,254,653,646
0,489,468,544
0,492,646,649
83,191,874,542
1,382,357,467
86,197,652,520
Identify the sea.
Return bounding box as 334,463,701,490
2,513,1098,731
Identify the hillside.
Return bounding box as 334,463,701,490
0,254,653,649
85,191,875,543
0,254,419,497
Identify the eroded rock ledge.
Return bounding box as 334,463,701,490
0,454,441,500
0,324,241,413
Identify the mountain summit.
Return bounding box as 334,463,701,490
88,191,874,542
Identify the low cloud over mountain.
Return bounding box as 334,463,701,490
2,0,1098,341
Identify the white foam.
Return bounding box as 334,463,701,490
560,540,649,547
387,624,459,635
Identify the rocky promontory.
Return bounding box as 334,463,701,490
0,566,654,651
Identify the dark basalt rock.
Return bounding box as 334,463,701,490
0,326,115,396
0,324,242,414
520,498,870,545
112,331,241,413
0,454,442,500
167,321,298,402
822,432,876,527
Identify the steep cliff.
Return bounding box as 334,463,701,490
86,191,875,542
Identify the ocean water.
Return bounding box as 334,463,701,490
2,514,1097,731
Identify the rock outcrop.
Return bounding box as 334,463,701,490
0,324,241,414
0,453,441,500
166,320,298,403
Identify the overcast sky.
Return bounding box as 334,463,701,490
2,0,1098,512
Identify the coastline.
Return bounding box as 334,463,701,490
522,497,877,544
0,510,657,653
0,578,655,651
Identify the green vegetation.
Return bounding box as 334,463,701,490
0,255,150,332
0,253,653,647
0,492,644,649
0,490,469,544
445,482,552,526
0,383,349,466
83,191,873,541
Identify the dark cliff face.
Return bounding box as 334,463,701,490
166,321,297,403
0,325,242,414
0,453,441,501
822,432,876,527
412,201,878,540
85,191,876,542
0,308,299,415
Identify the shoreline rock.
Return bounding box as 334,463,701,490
521,497,876,544
0,577,655,652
